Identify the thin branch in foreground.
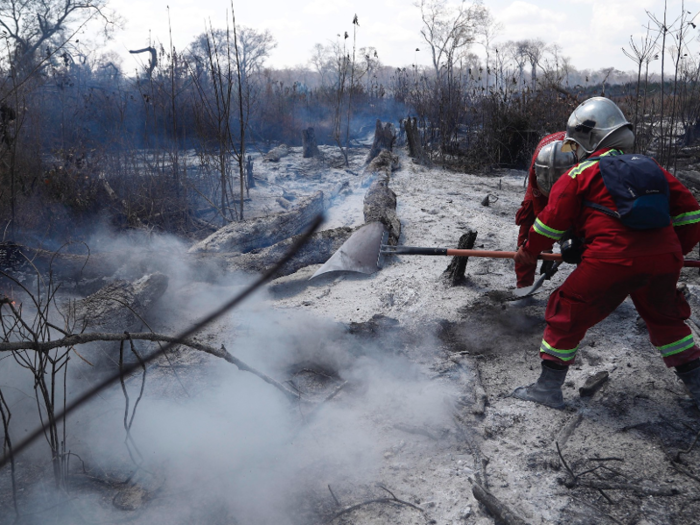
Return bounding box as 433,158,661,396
0,214,323,471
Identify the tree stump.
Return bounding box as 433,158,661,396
404,117,430,166
302,127,320,158
246,155,255,188
443,230,478,286
366,119,396,163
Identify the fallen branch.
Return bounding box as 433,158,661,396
675,429,700,463
470,480,528,525
0,331,298,401
578,481,678,497
569,496,624,525
0,215,323,470
329,487,426,523
670,462,700,484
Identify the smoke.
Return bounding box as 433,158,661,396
0,232,458,525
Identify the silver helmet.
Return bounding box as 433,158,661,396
534,140,577,196
562,97,632,156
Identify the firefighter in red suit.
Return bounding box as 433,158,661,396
513,97,700,409
515,131,566,288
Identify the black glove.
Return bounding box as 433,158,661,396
540,259,555,278
560,237,584,264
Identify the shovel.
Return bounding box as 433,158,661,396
311,223,700,295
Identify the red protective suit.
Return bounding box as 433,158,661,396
515,131,566,287
523,148,700,368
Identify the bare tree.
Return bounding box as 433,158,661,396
417,0,489,81
520,39,547,91
623,25,659,150
0,0,116,71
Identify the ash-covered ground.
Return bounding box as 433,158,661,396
2,143,700,525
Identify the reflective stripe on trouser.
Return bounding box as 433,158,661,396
540,339,578,362
656,334,695,358
540,252,700,367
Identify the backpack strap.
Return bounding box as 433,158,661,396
581,149,625,218
583,200,621,218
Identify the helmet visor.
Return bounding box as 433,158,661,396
560,139,579,154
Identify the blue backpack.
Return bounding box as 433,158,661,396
583,151,670,230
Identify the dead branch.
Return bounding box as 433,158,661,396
577,481,678,497
0,215,323,471
328,484,341,507
329,486,426,523
556,441,578,485
675,428,700,463
670,462,700,484
470,480,528,525
556,413,583,449
569,496,624,525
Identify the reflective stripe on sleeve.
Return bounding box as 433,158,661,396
567,149,619,179
533,218,566,240
672,210,700,227
656,334,695,358
567,160,596,179
540,339,578,361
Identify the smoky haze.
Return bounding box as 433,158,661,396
0,231,457,525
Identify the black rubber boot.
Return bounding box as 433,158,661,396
512,362,568,409
676,365,700,409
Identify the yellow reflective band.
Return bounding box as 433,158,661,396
672,210,700,227
567,160,596,179
656,334,695,357
540,339,578,361
533,218,565,240
567,149,620,179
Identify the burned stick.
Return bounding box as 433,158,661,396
442,230,478,286
670,462,700,484
674,428,700,463
328,484,341,507
556,441,578,486
569,496,624,525
470,480,528,525
578,481,678,497
330,484,426,522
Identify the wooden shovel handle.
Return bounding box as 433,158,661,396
389,246,700,267
443,249,561,260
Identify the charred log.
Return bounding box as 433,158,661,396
363,178,400,245
471,482,528,525
190,226,352,279
70,273,169,331
366,120,396,164
264,144,290,162
302,127,321,158
189,191,324,254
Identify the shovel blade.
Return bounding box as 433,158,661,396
311,222,387,279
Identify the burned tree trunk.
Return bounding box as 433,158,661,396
404,117,430,166
363,179,400,245
192,227,353,278
366,120,396,164
188,191,324,254
364,150,401,245
71,273,169,331
443,230,478,286
246,155,255,189
264,144,290,162
302,127,321,158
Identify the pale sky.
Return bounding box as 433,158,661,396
103,0,700,74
